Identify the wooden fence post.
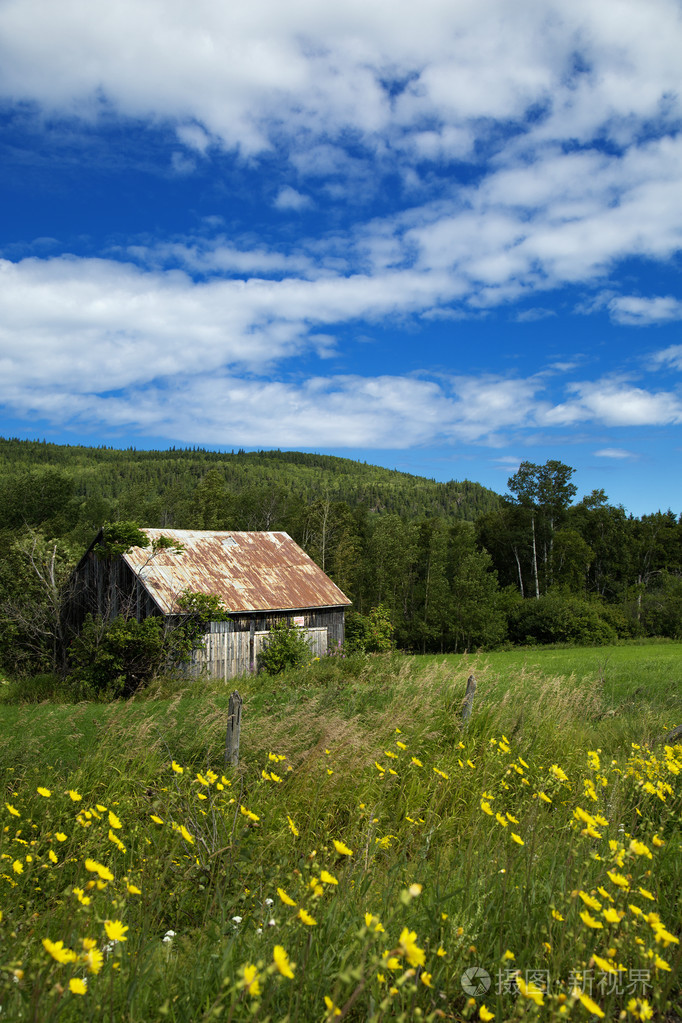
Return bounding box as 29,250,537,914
225,690,243,767
461,673,476,725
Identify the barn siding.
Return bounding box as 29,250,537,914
190,607,346,679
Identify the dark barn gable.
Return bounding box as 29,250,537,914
70,529,351,679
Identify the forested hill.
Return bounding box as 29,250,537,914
2,438,682,668
0,437,500,537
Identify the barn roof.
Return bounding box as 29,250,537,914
122,529,351,615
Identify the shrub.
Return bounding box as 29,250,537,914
345,605,395,653
258,621,313,674
67,614,168,697
507,592,619,646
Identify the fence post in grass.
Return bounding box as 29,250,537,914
462,673,476,726
225,690,243,767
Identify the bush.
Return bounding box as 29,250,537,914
345,605,394,653
67,614,168,697
258,621,313,674
507,592,619,646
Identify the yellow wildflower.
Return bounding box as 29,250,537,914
297,908,317,926
85,858,113,881
502,950,515,960
273,945,295,978
6,803,20,816
108,811,122,830
320,869,338,885
108,829,126,852
577,992,604,1018
73,887,91,906
398,927,425,967
332,839,353,856
480,800,494,815
84,947,104,974
69,978,87,995
48,849,58,864
603,907,621,924
68,790,82,801
104,920,128,943
511,833,524,846
592,954,618,974
580,910,603,929
287,815,299,837
324,995,342,1017
239,963,261,997
43,938,77,963
579,891,602,912
607,870,629,889
630,839,652,859
277,887,296,906
480,1007,495,1021
239,806,259,823
421,971,433,987
516,975,544,1005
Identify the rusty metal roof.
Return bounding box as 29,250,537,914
122,530,351,615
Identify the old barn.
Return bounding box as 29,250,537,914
71,528,351,678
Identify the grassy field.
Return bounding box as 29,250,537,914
0,645,680,1021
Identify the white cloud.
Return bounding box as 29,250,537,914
176,123,212,153
607,295,682,326
1,2,682,325
594,448,637,459
1,0,681,162
274,186,312,211
652,345,682,371
544,380,682,427
3,254,682,447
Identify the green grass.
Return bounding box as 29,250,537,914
3,643,680,779
1,646,681,1022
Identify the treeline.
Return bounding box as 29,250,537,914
0,440,681,675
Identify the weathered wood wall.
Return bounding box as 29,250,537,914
191,624,329,679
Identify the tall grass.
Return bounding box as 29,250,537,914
1,652,680,1021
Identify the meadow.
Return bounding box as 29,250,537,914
0,644,680,1021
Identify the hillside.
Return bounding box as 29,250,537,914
0,437,501,529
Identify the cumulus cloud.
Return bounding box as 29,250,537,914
544,380,682,427
1,0,681,162
606,295,682,326
274,187,312,211
2,0,682,462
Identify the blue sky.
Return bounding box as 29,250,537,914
2,0,682,515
